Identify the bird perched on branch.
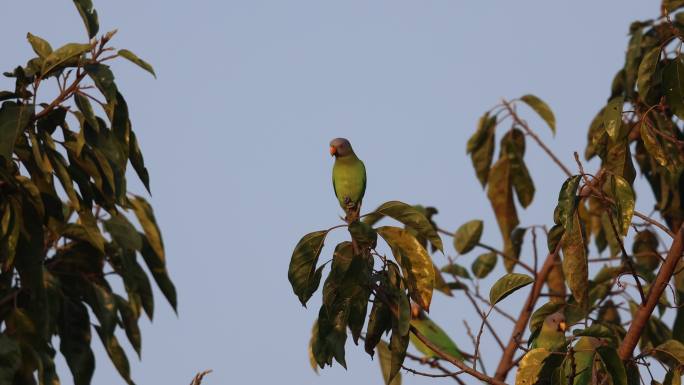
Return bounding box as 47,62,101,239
531,312,567,351
330,138,366,223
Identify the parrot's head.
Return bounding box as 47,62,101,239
329,138,353,157
545,312,568,333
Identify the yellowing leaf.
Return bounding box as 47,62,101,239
515,348,551,385
556,175,581,230
118,49,156,78
637,47,661,98
604,96,625,140
42,42,92,75
520,94,556,134
26,33,52,58
487,158,519,262
467,112,497,187
377,341,402,385
377,226,435,311
603,175,635,236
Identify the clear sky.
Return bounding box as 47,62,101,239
1,1,659,384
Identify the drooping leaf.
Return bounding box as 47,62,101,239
95,326,134,385
597,346,627,385
0,102,33,161
0,335,21,383
85,63,117,103
603,174,635,236
453,219,483,254
603,96,625,140
432,264,452,296
561,211,588,310
487,158,519,261
640,120,669,167
388,326,409,383
377,226,435,311
308,322,319,374
118,49,156,78
377,340,402,385
637,46,661,99
72,0,99,38
489,273,534,305
504,227,526,273
663,56,684,120
556,175,581,230
370,201,443,252
471,251,497,279
515,348,552,385
520,94,556,134
26,33,53,58
104,214,143,251
365,299,392,357
653,340,684,369
140,236,177,312
467,112,497,187
42,42,92,75
288,230,327,305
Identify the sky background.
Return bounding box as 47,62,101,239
0,1,664,384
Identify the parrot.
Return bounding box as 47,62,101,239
330,138,366,222
409,304,466,361
531,312,567,351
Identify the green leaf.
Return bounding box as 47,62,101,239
557,175,581,230
663,56,684,120
287,230,327,306
468,113,497,187
118,49,156,78
115,295,142,357
441,263,471,279
370,201,443,252
129,195,163,257
0,102,33,161
104,214,143,250
95,326,134,385
597,346,627,385
637,47,661,99
603,96,625,140
604,174,635,236
489,273,534,305
561,211,589,310
308,322,319,374
365,300,392,356
515,348,551,385
377,226,435,311
85,63,117,103
26,33,52,58
0,335,21,383
74,93,98,131
77,209,105,253
453,219,483,254
389,327,409,383
42,43,91,75
471,251,497,279
72,0,99,38
140,235,178,312
377,340,402,385
520,94,556,134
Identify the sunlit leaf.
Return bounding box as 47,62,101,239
26,33,52,58
603,96,625,140
487,158,519,262
556,175,581,230
515,348,551,385
370,201,443,252
441,262,471,279
453,219,483,254
377,226,435,311
377,340,402,385
95,326,133,385
561,211,588,310
603,174,635,236
467,112,497,187
520,94,556,134
653,340,684,369
118,49,156,78
42,42,91,75
489,273,534,305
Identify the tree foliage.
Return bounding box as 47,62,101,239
0,2,174,384
289,2,684,384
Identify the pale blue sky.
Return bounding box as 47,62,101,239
1,1,659,384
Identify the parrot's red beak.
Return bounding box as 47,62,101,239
329,146,337,156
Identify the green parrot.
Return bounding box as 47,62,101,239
531,312,567,351
409,304,465,361
330,138,366,222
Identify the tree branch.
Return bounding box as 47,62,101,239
494,242,561,381
410,326,508,385
618,223,684,361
